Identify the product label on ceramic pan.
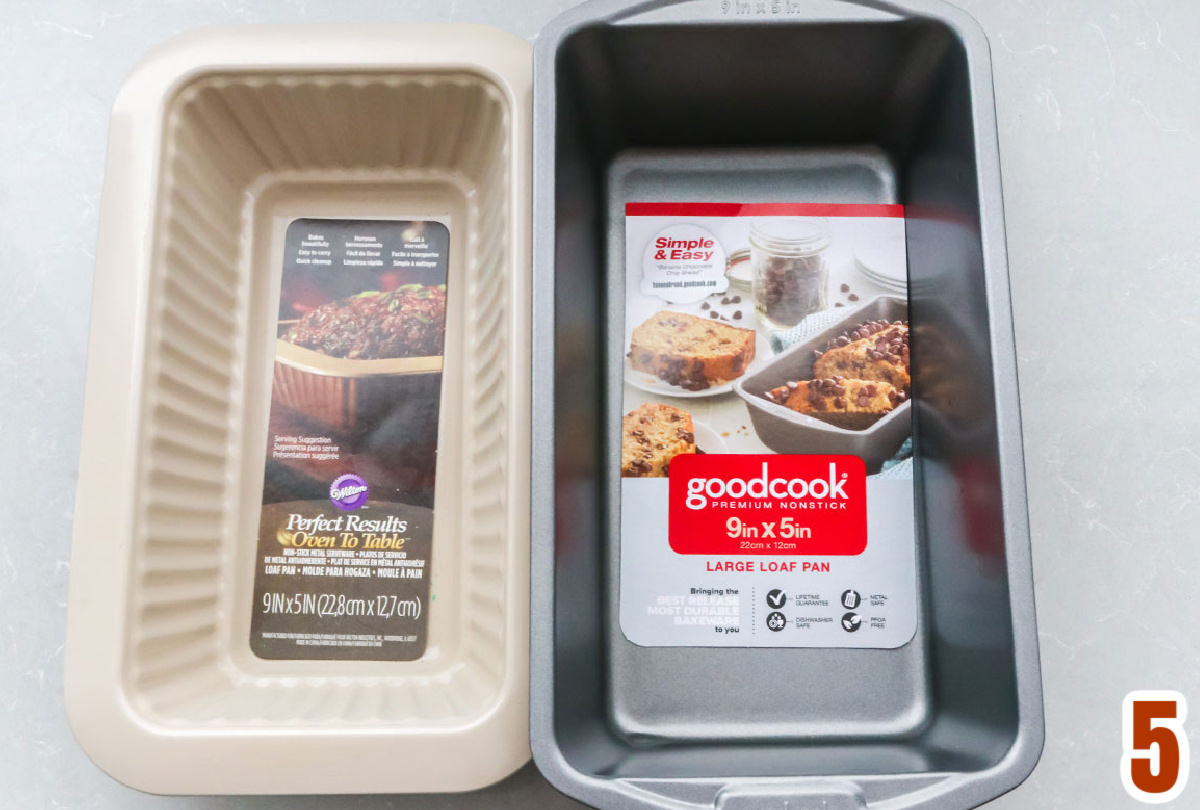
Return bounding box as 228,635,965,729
250,218,449,661
619,203,918,648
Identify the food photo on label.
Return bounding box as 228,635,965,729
627,310,757,391
761,318,911,432
282,283,448,360
621,403,697,477
622,204,915,474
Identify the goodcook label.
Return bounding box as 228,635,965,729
619,202,918,649
670,455,866,555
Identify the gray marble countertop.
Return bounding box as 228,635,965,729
4,0,1199,807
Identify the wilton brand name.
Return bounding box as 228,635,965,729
331,484,368,501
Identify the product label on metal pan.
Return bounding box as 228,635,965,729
619,203,918,648
250,218,449,661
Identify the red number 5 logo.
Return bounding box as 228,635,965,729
1122,691,1189,803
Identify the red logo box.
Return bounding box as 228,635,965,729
668,454,867,556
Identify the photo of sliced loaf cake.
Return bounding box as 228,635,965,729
813,319,910,391
621,403,697,477
629,311,756,391
765,377,906,430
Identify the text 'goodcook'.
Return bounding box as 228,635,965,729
683,462,850,510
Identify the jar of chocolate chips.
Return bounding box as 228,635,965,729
749,217,832,330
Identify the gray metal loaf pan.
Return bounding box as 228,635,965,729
530,1,1044,809
736,295,911,473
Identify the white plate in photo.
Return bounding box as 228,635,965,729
853,229,908,289
623,360,736,398
623,331,771,399
692,422,728,454
855,259,908,292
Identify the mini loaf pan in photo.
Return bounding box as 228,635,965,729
735,295,910,473
65,24,532,795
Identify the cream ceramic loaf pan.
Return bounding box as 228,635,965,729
65,25,532,794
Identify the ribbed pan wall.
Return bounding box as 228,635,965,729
126,71,513,727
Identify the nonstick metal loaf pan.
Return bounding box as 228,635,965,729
531,1,1043,809
65,25,532,794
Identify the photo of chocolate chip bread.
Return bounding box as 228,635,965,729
629,311,756,391
621,403,696,477
756,317,911,431
765,376,907,430
813,319,910,391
